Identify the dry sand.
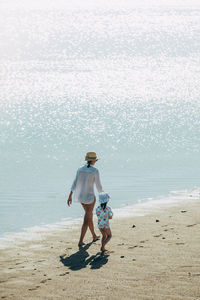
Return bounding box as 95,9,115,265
0,200,200,300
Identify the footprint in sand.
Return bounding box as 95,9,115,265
40,279,47,283
176,242,185,245
28,286,40,291
186,224,197,227
37,260,45,263
128,246,138,249
59,272,69,276
154,234,162,237
140,240,149,243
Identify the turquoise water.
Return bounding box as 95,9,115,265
0,0,200,236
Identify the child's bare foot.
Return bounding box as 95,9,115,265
100,246,107,252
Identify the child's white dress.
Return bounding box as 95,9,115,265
96,206,113,229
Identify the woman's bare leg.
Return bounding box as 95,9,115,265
87,198,99,241
78,211,89,246
79,199,99,246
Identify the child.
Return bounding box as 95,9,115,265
96,192,113,252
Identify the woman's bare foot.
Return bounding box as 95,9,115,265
78,242,85,247
93,235,100,242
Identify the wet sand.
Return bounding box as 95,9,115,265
0,199,200,300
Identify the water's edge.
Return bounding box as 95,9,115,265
0,187,199,249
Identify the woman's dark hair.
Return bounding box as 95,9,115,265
87,161,92,168
101,202,107,210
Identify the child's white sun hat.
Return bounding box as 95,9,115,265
99,192,110,204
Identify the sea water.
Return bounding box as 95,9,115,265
0,0,200,238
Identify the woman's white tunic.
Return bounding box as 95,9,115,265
71,165,103,204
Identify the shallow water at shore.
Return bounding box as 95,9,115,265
0,188,199,249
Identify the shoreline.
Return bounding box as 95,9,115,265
0,196,200,299
0,188,199,250
0,188,199,249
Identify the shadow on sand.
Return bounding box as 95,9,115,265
60,242,109,271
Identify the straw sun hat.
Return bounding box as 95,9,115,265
85,152,99,161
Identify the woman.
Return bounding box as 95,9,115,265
67,152,103,247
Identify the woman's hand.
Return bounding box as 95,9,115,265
67,191,73,206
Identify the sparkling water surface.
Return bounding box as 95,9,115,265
0,0,200,236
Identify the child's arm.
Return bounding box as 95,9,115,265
108,208,113,219
96,207,100,217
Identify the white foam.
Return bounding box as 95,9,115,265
0,188,199,249
0,218,82,249
113,188,200,218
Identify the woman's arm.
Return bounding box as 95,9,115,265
71,169,79,192
67,191,73,206
94,170,103,193
67,169,79,206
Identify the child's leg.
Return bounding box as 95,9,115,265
104,228,112,247
99,228,107,251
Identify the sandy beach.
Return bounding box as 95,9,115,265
0,199,200,300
